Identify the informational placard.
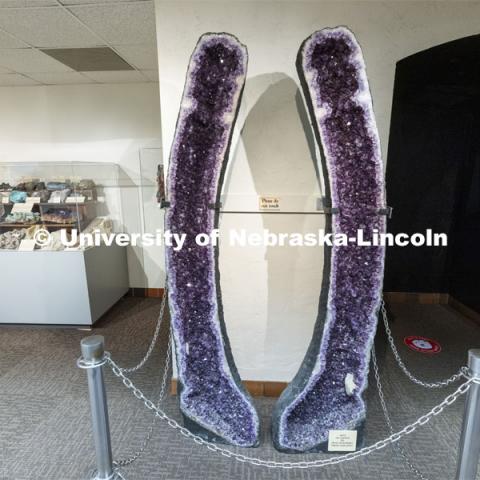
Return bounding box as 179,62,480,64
11,203,33,213
258,196,280,211
66,196,86,203
50,197,62,204
26,197,40,204
327,430,358,452
18,239,36,252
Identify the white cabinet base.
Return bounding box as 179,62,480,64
0,245,129,326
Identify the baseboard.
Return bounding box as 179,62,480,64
384,291,480,325
170,379,287,398
383,291,449,304
448,296,480,325
127,288,165,298
156,290,479,398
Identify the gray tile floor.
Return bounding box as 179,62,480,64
1,298,479,480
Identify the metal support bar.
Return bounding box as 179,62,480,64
162,197,393,217
208,201,223,210
456,349,480,480
79,335,115,480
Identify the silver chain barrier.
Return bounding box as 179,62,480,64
106,354,476,470
119,284,168,374
109,283,171,473
101,289,471,474
113,332,173,468
372,346,429,480
380,300,469,388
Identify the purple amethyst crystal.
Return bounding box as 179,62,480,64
272,27,386,453
165,33,259,447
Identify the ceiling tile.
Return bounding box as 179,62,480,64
41,47,134,71
27,71,94,84
113,43,157,70
60,0,145,4
0,73,40,86
0,7,104,48
82,69,148,83
70,2,156,45
0,29,29,48
0,48,73,72
27,1,58,4
0,1,58,6
141,69,157,82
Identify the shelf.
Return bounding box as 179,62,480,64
0,223,79,228
0,201,97,207
0,217,90,228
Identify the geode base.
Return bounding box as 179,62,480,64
182,415,232,444
273,420,365,454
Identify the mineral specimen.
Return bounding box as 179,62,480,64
0,229,26,249
82,216,113,236
48,189,71,203
47,181,71,191
32,189,50,203
77,179,95,190
14,181,36,192
42,208,80,224
4,212,40,224
272,27,386,453
9,191,27,203
165,33,259,447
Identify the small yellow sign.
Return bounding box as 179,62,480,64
258,196,280,211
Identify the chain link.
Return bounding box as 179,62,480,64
106,354,474,470
110,282,172,470
100,289,472,473
119,283,168,374
372,346,430,480
380,300,469,388
114,331,173,468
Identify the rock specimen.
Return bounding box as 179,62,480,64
0,229,26,249
4,212,40,224
164,33,259,447
9,191,27,203
42,208,80,224
273,26,386,453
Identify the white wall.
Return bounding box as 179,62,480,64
155,0,480,382
0,83,164,288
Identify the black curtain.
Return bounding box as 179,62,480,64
384,34,480,312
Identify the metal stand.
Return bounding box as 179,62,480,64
456,349,480,480
79,335,115,480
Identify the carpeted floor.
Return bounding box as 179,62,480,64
0,297,479,480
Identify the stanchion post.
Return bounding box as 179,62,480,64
80,335,115,480
456,349,480,480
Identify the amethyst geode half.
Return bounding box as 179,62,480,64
165,33,259,447
272,27,386,453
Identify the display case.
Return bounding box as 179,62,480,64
0,162,131,326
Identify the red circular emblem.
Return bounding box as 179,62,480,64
404,336,441,354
